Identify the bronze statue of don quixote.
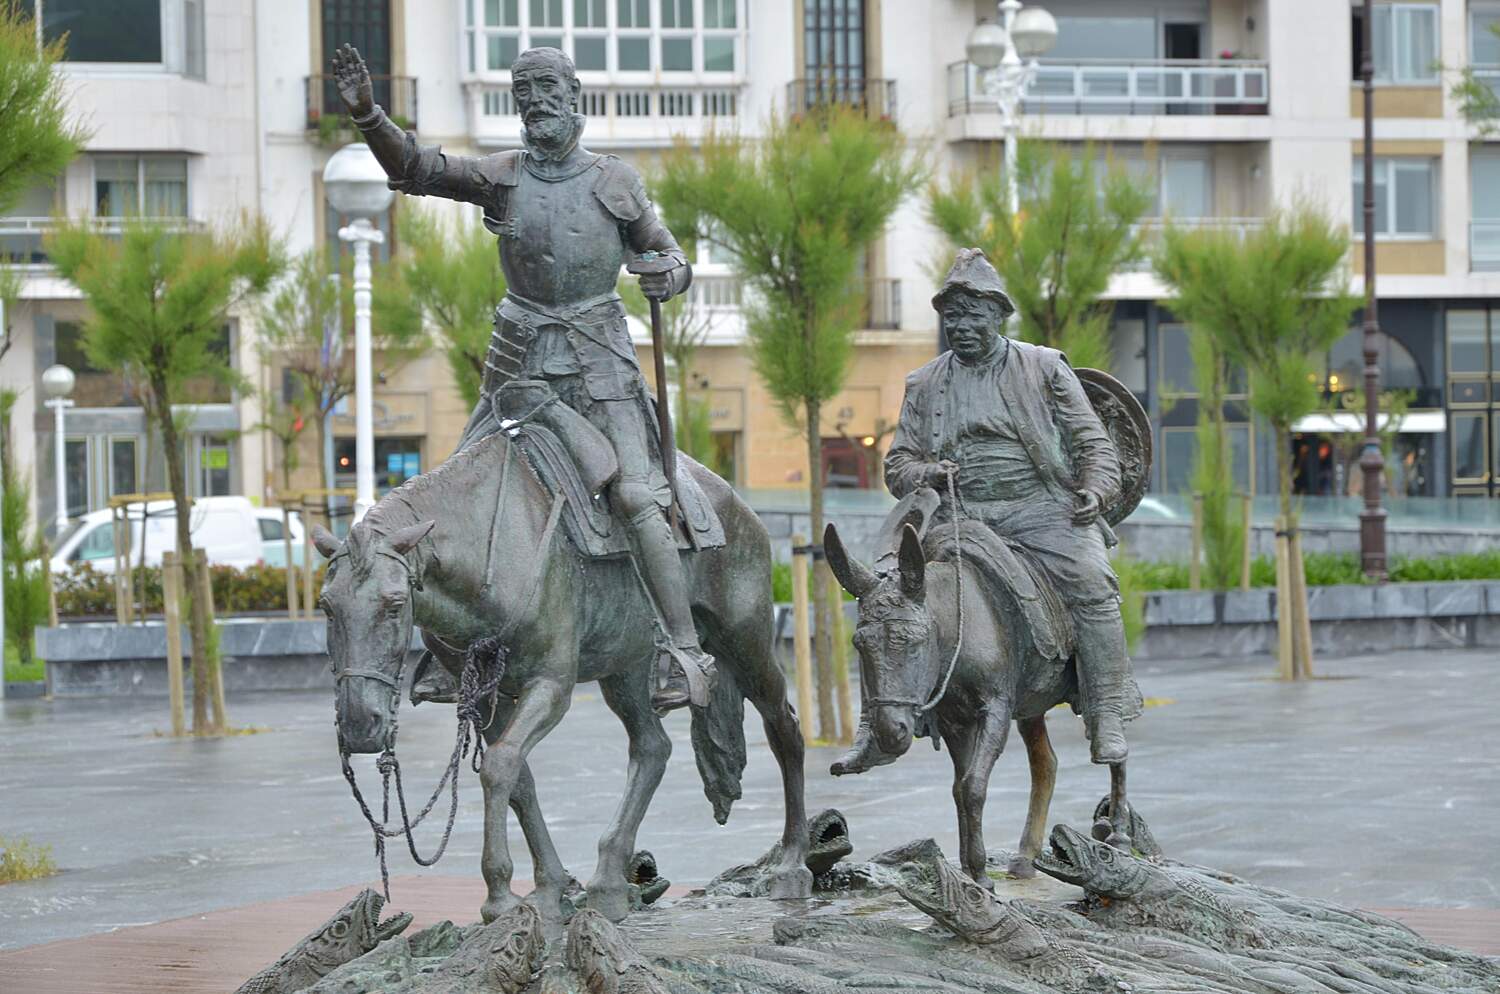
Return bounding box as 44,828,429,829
233,40,1500,994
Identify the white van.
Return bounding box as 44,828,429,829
51,496,306,575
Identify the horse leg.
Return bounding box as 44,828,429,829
480,704,572,918
713,623,813,899
478,675,572,924
1106,761,1133,851
951,704,1011,889
1009,713,1056,879
588,669,672,923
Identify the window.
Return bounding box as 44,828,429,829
71,523,116,563
25,0,163,63
804,0,864,91
64,438,90,519
1161,155,1212,219
183,0,205,78
196,436,233,498
1352,3,1438,84
94,157,188,218
1353,158,1434,237
574,0,607,69
487,0,522,69
1474,6,1500,64
1051,16,1156,60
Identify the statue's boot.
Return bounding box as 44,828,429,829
1075,599,1131,765
623,504,717,712
829,715,899,775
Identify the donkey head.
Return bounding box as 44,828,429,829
314,518,435,755
825,522,936,759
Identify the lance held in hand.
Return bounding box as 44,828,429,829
627,251,680,531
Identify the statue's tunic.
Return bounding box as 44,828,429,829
884,339,1122,605
374,120,689,494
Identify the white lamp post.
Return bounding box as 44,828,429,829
967,0,1058,213
42,364,76,531
322,143,395,521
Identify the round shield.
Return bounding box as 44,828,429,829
1076,367,1152,527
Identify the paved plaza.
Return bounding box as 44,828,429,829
1,648,1497,953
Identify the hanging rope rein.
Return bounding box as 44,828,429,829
915,466,965,715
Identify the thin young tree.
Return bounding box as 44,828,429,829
1185,327,1244,591
1155,206,1359,679
0,0,87,218
258,248,423,491
656,107,924,740
46,216,285,733
391,207,505,408
927,140,1150,369
0,389,49,673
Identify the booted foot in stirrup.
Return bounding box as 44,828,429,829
1087,709,1128,765
651,644,716,712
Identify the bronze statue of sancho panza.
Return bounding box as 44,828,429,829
883,248,1135,763
330,43,711,711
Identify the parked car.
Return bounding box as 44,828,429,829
50,496,305,575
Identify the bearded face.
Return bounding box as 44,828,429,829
513,63,579,151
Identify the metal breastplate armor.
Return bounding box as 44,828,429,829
496,159,628,307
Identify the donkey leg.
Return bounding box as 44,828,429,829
720,626,813,899
588,669,673,923
1009,714,1057,879
952,705,1011,889
1106,761,1133,852
478,676,572,924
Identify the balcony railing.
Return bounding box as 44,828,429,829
948,58,1268,117
1123,217,1265,270
471,83,739,144
688,272,742,311
306,75,418,131
1471,220,1500,271
0,216,208,266
865,278,902,330
786,78,898,119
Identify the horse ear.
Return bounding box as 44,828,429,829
824,523,876,598
311,525,341,560
389,520,436,556
898,524,925,601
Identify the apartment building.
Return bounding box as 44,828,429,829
7,1,1500,522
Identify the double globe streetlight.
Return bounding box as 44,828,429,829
966,0,1058,213
322,143,395,521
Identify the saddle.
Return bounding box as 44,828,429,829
494,379,726,560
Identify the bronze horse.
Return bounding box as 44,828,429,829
314,431,812,923
824,522,1134,887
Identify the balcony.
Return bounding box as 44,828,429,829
785,78,898,120
948,58,1268,118
0,216,208,267
305,75,418,134
688,272,742,311
1471,220,1500,272
467,82,741,148
1123,217,1265,271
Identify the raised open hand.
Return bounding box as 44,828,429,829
331,43,374,118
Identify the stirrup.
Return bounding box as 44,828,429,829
652,645,715,711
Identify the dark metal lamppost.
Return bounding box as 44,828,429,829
1359,0,1388,578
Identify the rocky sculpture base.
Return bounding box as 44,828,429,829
243,828,1500,994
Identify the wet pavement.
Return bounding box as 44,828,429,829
1,648,1497,951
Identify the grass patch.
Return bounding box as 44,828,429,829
0,836,59,884
1121,549,1500,592
2,642,44,683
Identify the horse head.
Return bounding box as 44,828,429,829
313,518,435,755
825,522,937,759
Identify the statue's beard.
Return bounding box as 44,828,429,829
524,111,576,155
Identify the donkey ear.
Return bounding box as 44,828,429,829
311,525,341,560
898,524,925,601
389,520,436,556
824,523,876,598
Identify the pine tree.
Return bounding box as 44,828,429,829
46,216,285,733
0,0,88,216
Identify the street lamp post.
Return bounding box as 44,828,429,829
966,0,1058,213
322,143,395,521
1359,0,1388,577
41,364,76,532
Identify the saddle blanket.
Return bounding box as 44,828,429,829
511,421,726,560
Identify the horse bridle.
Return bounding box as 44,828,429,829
330,549,422,714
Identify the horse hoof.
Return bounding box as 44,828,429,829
1092,817,1114,843
1105,832,1133,853
481,891,521,923
970,868,997,892
766,866,813,900
1007,856,1038,879
586,886,631,923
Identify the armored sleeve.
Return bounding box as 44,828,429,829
884,372,931,500
1048,357,1121,506
596,159,692,300
353,105,495,205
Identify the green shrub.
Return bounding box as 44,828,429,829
55,561,328,618
0,836,58,884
